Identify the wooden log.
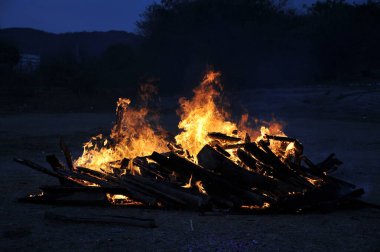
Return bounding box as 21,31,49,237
265,135,297,142
244,143,309,191
46,155,79,186
258,141,313,188
208,132,241,142
264,135,305,161
302,156,356,189
132,158,166,180
244,142,273,165
222,143,246,150
72,167,158,206
127,175,205,208
77,164,187,207
120,158,130,169
59,138,75,170
168,153,266,206
44,212,157,228
236,149,257,171
150,151,171,167
46,155,65,171
76,165,197,208
122,176,190,208
197,145,277,191
149,151,189,182
14,158,81,185
215,144,231,157
39,185,152,197
316,154,342,173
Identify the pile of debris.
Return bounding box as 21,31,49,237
15,134,371,213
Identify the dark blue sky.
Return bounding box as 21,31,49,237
0,0,156,33
0,0,365,34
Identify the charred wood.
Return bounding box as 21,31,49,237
208,132,241,142
168,153,266,206
215,144,231,157
126,175,205,209
236,148,257,171
59,138,75,170
197,145,277,191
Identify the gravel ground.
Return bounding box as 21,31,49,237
0,86,379,251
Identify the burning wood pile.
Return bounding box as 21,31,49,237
15,71,371,213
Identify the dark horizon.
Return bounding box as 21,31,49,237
0,27,138,35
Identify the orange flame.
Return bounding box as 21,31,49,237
175,70,288,162
76,70,290,173
75,94,168,171
175,71,238,161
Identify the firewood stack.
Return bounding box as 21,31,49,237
15,132,374,214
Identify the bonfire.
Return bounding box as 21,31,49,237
15,71,372,216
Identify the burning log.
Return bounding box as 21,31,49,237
15,158,158,206
302,156,356,189
236,148,258,171
197,145,277,191
215,144,231,157
244,142,313,189
39,185,142,195
125,175,205,209
152,152,265,207
132,158,167,180
207,132,241,142
265,135,297,142
72,167,159,206
222,143,246,150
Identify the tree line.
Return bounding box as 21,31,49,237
1,0,380,98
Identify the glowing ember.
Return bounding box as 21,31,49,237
106,193,143,206
182,174,193,189
241,202,271,210
195,181,207,195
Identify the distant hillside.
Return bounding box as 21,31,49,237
0,28,143,61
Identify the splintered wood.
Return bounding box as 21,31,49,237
15,132,376,214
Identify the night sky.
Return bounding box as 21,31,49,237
0,0,365,34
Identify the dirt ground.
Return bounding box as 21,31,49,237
1,86,380,251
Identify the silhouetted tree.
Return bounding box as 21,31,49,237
135,0,380,93
0,42,20,66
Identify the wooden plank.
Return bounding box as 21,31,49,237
44,212,157,228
